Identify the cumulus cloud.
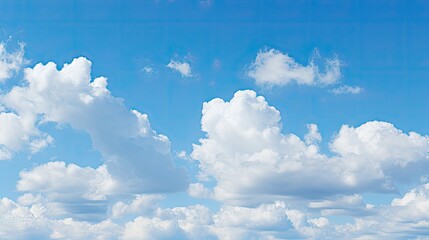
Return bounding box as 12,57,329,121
308,194,375,216
328,183,429,238
187,183,214,199
331,121,429,167
0,42,25,82
330,85,363,94
111,194,163,219
122,205,213,240
50,218,121,240
0,197,122,240
0,112,52,160
191,90,429,204
211,201,330,239
304,123,322,145
16,161,118,221
246,48,341,87
17,161,117,201
166,60,192,77
1,57,188,192
0,198,50,239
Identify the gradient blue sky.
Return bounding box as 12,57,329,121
0,1,429,239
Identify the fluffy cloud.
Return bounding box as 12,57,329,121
308,194,375,216
1,57,188,193
16,161,118,221
0,197,122,240
328,183,429,239
111,194,163,219
246,48,341,87
304,123,322,145
191,90,429,204
0,43,25,82
330,85,363,94
211,201,329,239
122,205,213,240
187,183,214,199
17,161,117,201
50,218,121,240
331,121,429,167
0,197,49,239
0,112,52,160
166,60,192,77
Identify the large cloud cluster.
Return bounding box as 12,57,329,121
1,51,429,239
191,90,429,205
0,57,188,193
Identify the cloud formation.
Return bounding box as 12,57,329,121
167,60,192,77
330,85,363,94
247,48,341,87
191,90,429,204
0,57,188,193
0,42,25,82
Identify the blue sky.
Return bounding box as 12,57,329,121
1,0,429,239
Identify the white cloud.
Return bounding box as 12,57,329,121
390,183,429,219
0,197,122,240
211,201,329,239
331,121,429,167
143,66,153,74
111,194,163,219
167,60,192,77
17,161,118,201
191,90,429,205
327,183,429,238
50,218,121,240
16,161,118,221
122,216,187,240
246,48,342,87
122,205,213,240
187,183,214,199
213,201,292,229
0,42,25,82
0,112,52,160
308,194,374,216
1,57,188,193
330,85,363,95
0,197,49,239
304,123,322,145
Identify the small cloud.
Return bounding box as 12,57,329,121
0,42,26,82
142,66,153,75
246,48,342,87
304,123,322,145
166,60,192,77
330,85,363,95
176,150,191,160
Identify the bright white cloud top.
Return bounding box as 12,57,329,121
191,90,429,205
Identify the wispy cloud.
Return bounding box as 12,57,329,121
246,48,342,87
0,42,25,82
167,60,192,77
330,85,364,94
